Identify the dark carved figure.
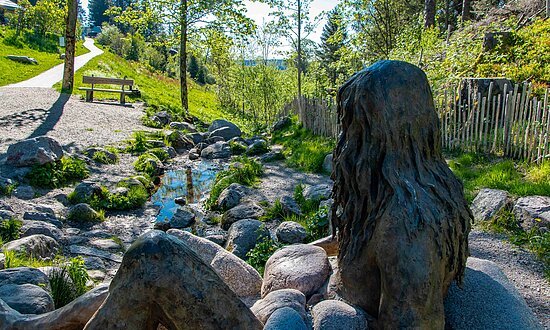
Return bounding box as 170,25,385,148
332,60,472,329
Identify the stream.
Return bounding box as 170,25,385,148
151,160,224,224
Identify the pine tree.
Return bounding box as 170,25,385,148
89,0,110,27
197,66,206,85
316,8,347,87
188,55,199,80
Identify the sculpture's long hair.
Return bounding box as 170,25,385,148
332,61,472,283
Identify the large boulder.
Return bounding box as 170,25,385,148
167,131,195,151
264,307,308,330
470,189,512,222
246,140,269,156
221,202,265,230
444,257,542,330
311,300,368,330
262,244,331,298
71,181,105,203
225,219,270,260
0,267,50,288
0,284,54,314
322,154,333,174
276,221,307,244
151,111,172,127
20,220,63,241
67,204,103,223
209,127,241,141
169,121,197,132
167,207,196,229
84,230,262,329
201,141,231,159
272,117,291,132
303,184,332,201
217,183,246,211
208,119,242,136
6,136,63,167
167,229,262,298
3,235,60,259
251,289,307,324
512,196,550,231
0,284,108,329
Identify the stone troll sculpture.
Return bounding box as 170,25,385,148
332,60,472,329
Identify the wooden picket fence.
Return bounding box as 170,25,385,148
436,82,550,163
280,96,340,139
281,82,550,164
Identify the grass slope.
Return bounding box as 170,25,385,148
447,152,550,202
58,50,252,133
0,28,89,86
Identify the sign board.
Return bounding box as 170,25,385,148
59,36,65,47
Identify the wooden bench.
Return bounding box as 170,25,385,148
79,75,138,105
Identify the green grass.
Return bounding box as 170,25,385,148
56,49,254,133
68,182,149,212
91,150,118,164
2,249,53,269
0,27,89,86
272,119,335,173
447,153,550,202
206,156,263,210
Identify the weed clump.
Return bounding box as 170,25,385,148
0,219,22,242
206,157,263,209
246,237,281,275
27,157,89,189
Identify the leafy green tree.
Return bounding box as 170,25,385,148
197,65,206,84
151,0,254,115
264,0,317,101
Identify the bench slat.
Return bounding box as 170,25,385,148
78,87,133,93
82,76,134,86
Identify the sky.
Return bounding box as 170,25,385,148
81,0,339,55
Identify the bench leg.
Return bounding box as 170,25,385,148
86,90,94,102
120,93,125,105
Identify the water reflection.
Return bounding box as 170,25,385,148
151,161,223,223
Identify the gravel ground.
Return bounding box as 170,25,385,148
0,87,148,156
469,229,549,329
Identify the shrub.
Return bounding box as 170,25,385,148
0,219,22,242
0,183,15,196
69,182,148,212
293,184,321,214
148,148,170,162
134,152,161,177
206,157,263,209
261,199,285,221
48,257,90,308
92,151,118,164
302,205,330,242
126,131,149,153
229,141,247,155
246,236,281,275
27,157,89,189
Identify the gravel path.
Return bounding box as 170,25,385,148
7,38,103,88
255,161,332,202
469,230,549,328
0,87,148,156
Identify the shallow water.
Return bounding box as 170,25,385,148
151,161,223,223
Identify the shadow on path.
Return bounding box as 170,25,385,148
28,92,70,139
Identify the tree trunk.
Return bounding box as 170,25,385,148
461,0,472,21
297,0,302,106
424,0,436,28
179,0,189,114
61,0,78,93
